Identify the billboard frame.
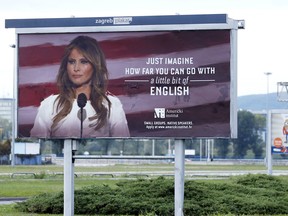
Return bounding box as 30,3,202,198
6,14,242,139
267,109,288,175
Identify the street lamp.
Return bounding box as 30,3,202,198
264,72,272,111
264,72,272,172
10,44,16,167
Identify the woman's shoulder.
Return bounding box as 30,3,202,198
40,94,59,105
107,92,122,105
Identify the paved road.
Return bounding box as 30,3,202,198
0,197,26,205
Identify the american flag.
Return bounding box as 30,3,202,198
18,30,232,138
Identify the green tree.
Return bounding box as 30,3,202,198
234,110,259,158
0,117,12,140
251,114,266,158
0,139,11,155
215,138,230,158
254,114,266,131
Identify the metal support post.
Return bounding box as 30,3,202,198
174,139,185,216
64,139,75,216
266,111,272,175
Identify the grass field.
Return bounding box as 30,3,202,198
0,161,280,175
1,162,287,197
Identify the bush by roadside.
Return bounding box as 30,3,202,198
15,174,288,215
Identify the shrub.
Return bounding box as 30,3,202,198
15,174,288,215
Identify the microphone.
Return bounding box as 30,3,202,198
77,93,87,138
77,93,87,108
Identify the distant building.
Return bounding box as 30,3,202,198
0,98,14,122
0,98,14,139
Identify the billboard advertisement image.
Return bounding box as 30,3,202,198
271,111,288,154
7,15,238,139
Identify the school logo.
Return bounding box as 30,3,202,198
154,108,165,118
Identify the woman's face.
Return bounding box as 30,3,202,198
67,48,93,87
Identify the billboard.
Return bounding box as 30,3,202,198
6,14,239,139
270,110,288,154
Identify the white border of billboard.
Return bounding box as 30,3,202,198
6,14,241,139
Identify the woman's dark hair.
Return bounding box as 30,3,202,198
51,35,111,135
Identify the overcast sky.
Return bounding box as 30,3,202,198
1,0,287,98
